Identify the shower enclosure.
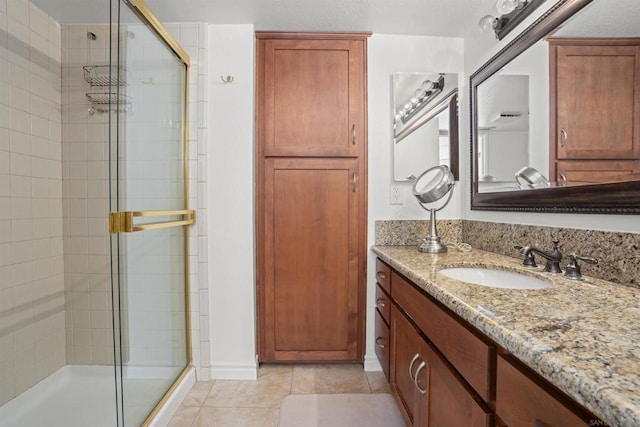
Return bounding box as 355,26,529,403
0,0,193,425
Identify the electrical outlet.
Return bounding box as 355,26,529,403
390,185,402,205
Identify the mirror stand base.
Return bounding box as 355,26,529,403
418,236,448,253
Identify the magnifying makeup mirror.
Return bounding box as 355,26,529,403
412,165,455,253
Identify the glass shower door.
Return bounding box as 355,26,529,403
109,1,192,425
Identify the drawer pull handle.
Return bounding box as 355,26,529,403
375,298,386,308
414,361,427,395
375,337,385,349
409,353,420,381
560,128,568,147
376,272,386,280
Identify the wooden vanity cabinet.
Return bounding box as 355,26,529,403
374,309,390,381
374,283,391,378
549,38,640,183
375,258,391,294
374,259,392,380
375,257,603,427
391,306,493,427
392,270,494,402
496,355,591,427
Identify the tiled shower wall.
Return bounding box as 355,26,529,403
61,22,209,376
0,0,66,406
61,23,112,365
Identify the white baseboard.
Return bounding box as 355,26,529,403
195,365,211,381
149,366,196,427
209,361,258,380
364,354,382,372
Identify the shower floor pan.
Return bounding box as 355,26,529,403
0,365,174,427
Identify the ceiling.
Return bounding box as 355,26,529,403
32,0,494,37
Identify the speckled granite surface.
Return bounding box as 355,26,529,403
375,220,640,288
372,245,640,427
375,220,463,246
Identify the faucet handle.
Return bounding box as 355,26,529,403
514,245,537,267
564,253,598,280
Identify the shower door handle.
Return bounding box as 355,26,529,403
109,209,196,233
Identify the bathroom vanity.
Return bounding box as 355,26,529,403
373,246,640,427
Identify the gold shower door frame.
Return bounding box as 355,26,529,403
109,0,194,425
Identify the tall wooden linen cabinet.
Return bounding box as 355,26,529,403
256,32,370,362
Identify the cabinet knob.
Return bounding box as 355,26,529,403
414,361,427,395
375,298,386,308
376,272,386,280
375,337,385,349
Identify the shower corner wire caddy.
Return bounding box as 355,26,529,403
83,65,131,115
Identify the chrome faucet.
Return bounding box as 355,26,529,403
515,239,563,273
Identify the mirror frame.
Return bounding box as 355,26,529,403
470,0,640,214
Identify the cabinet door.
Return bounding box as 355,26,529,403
390,306,422,426
374,309,390,381
260,38,365,157
392,307,493,427
262,158,360,361
555,44,640,160
428,341,493,427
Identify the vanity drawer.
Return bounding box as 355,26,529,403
375,283,391,325
496,355,591,427
374,309,390,381
375,258,391,294
392,271,494,402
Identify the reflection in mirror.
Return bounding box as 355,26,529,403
471,0,640,213
393,73,459,182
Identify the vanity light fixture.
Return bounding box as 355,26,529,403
479,0,546,40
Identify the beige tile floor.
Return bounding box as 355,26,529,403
168,364,392,427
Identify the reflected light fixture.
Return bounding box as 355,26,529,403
479,0,545,40
412,165,455,254
395,75,445,125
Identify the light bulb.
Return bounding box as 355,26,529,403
496,0,524,15
478,15,498,31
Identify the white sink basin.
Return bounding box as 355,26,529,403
439,267,551,290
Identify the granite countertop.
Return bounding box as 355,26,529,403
372,245,640,427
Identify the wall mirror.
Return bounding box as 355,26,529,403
471,0,640,213
393,72,459,182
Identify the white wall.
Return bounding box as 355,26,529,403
461,4,640,232
207,24,257,379
365,33,464,370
